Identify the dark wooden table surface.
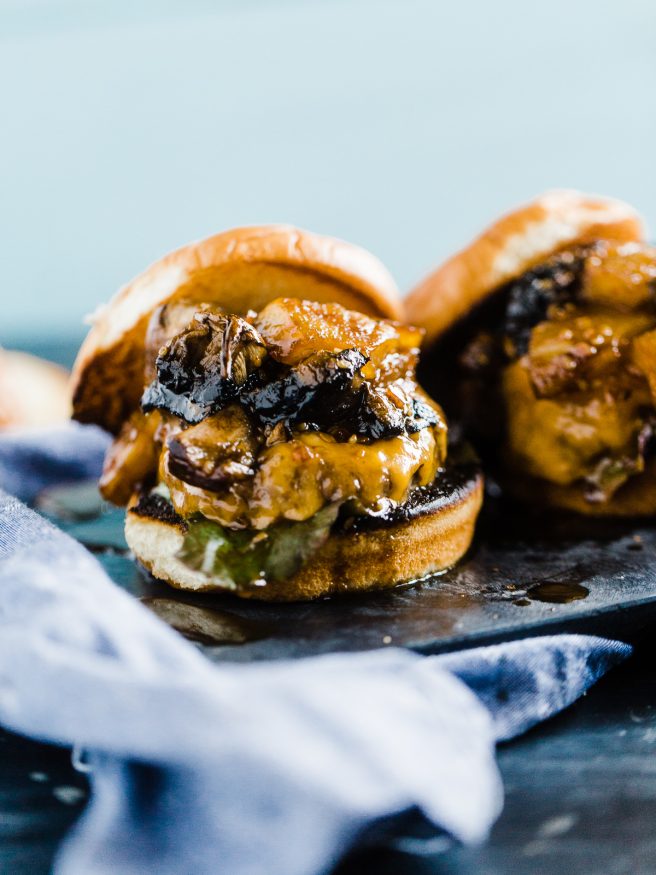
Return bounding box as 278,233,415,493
343,639,656,875
3,640,655,875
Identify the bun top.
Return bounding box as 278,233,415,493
71,225,402,433
0,350,70,429
405,190,646,346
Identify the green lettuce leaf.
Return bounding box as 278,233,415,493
176,503,340,590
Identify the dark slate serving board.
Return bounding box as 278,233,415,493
38,481,656,663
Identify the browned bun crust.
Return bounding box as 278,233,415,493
71,226,403,434
125,467,483,602
507,459,656,518
406,190,645,345
0,350,70,429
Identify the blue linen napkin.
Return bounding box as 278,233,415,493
0,427,632,875
0,422,109,503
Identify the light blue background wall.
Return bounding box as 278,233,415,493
2,0,655,344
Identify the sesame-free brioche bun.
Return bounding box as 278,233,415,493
125,465,483,601
0,350,70,429
72,225,403,434
406,190,645,345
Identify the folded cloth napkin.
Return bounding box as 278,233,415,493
0,428,631,875
0,422,109,503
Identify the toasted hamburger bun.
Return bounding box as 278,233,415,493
406,189,645,346
0,350,70,429
72,226,403,434
125,464,483,601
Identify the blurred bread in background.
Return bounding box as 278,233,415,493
0,350,70,429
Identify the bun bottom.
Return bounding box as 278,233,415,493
505,458,656,517
125,465,483,602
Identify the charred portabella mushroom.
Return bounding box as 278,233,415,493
142,311,268,423
240,348,369,432
141,307,438,443
502,249,585,357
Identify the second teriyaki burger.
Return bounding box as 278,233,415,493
407,190,654,516
71,226,482,600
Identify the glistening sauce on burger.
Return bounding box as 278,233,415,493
451,241,656,505
100,298,449,591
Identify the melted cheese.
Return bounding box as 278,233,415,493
503,357,651,487
162,422,446,529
